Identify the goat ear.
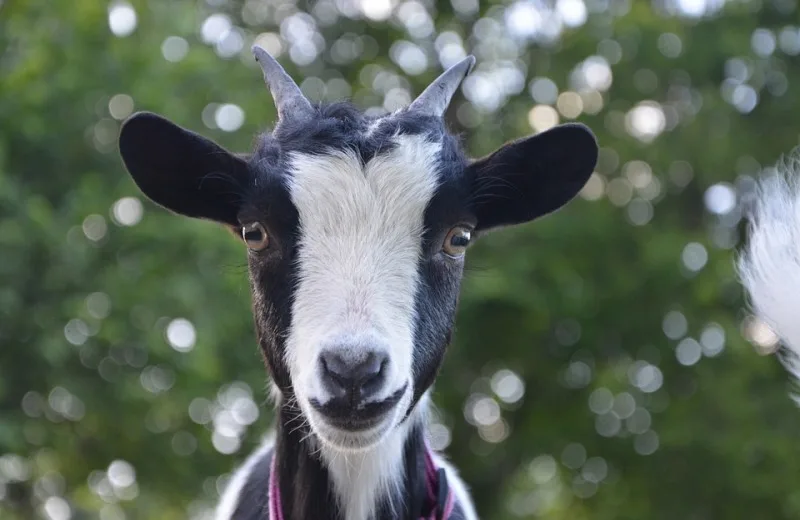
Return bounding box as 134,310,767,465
118,111,250,226
468,123,598,232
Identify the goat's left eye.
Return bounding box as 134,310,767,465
242,222,269,251
442,226,472,258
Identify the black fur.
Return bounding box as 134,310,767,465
408,133,474,412
117,97,598,520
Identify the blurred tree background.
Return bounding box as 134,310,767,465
3,0,800,518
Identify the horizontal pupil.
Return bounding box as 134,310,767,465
245,231,263,242
451,235,469,247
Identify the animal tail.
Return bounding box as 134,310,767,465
738,151,800,385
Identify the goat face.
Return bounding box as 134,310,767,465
118,48,598,452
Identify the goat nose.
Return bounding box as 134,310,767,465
319,350,388,403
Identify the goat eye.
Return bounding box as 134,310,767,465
442,226,472,258
242,222,269,251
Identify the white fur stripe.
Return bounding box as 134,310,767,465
285,134,442,520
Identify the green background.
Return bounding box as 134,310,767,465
3,0,800,518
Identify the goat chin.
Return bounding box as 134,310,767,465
739,152,800,385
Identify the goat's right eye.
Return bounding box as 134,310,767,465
242,222,269,251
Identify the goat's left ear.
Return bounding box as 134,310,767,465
469,123,598,232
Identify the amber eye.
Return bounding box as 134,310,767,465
442,226,472,258
242,222,269,251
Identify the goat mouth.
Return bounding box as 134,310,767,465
309,384,408,432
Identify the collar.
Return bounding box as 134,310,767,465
268,445,455,520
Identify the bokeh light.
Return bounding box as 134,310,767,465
108,2,137,37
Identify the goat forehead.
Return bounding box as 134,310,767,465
255,105,449,162
288,134,443,242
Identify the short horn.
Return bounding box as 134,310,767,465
408,55,476,117
252,45,313,122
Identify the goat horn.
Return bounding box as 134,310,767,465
251,45,313,122
408,55,476,117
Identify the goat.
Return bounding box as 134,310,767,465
739,153,800,391
118,46,599,520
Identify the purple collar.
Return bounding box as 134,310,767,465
268,446,455,520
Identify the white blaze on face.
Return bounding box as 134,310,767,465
286,133,442,407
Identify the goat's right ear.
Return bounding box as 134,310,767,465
119,111,250,226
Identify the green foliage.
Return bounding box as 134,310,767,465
3,0,800,518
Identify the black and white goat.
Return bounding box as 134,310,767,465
118,46,599,520
740,154,800,390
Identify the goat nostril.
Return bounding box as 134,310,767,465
359,357,387,397
319,354,350,397
362,355,383,380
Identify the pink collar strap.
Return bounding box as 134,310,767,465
268,453,284,520
268,446,455,520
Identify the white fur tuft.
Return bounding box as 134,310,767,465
321,411,417,520
739,153,800,381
